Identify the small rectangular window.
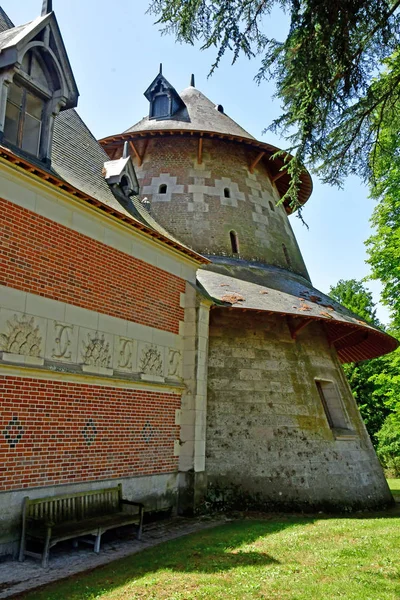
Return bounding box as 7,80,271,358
315,380,348,430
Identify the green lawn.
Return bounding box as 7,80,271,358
19,508,400,600
387,478,400,499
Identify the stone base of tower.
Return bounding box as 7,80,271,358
178,471,208,515
205,309,393,512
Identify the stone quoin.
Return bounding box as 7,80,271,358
0,2,397,559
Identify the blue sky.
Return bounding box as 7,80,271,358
4,0,389,322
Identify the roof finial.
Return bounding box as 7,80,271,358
122,141,129,159
41,0,53,16
190,74,195,87
159,63,163,75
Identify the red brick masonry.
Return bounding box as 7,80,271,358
0,376,180,491
0,198,185,334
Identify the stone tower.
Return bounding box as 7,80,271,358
101,71,397,511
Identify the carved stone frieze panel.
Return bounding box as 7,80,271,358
114,337,137,372
138,343,165,382
168,348,182,380
0,311,45,365
0,313,42,356
79,329,113,375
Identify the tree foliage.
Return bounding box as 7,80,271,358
376,411,400,476
149,0,400,211
366,98,400,330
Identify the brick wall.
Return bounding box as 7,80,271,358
0,197,185,334
0,375,180,491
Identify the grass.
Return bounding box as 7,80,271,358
387,478,400,499
18,506,400,600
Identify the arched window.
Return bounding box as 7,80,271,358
120,175,133,197
4,50,59,159
282,243,292,268
158,184,167,194
269,200,275,212
230,230,239,254
224,188,230,198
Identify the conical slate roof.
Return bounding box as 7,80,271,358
125,85,256,140
100,81,313,210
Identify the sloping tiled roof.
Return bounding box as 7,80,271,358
51,109,132,215
0,6,13,32
0,20,30,49
125,86,256,140
197,258,398,363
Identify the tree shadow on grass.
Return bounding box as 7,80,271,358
17,519,306,600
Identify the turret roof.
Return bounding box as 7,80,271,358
125,85,256,140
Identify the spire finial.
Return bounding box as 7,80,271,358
41,0,53,16
122,141,129,159
190,74,195,87
159,63,163,75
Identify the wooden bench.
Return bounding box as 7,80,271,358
19,484,144,567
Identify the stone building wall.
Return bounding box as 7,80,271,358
135,137,309,279
206,308,392,510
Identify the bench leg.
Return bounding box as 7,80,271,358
42,527,52,568
137,506,144,540
94,530,102,554
18,535,26,562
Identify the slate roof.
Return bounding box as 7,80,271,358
101,84,313,210
197,257,398,363
0,20,31,49
125,86,255,140
0,6,13,32
51,109,131,214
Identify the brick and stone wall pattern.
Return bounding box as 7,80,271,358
135,137,309,278
0,197,185,334
0,376,180,491
205,309,390,508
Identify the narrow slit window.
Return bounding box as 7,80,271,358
269,200,275,212
230,230,239,254
158,184,167,194
282,243,291,268
315,380,348,430
224,188,230,198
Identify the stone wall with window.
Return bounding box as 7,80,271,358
205,308,391,510
134,137,309,278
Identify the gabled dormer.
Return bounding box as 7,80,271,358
103,141,139,200
0,1,79,166
144,65,185,120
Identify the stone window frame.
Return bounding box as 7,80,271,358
315,378,356,440
0,30,77,166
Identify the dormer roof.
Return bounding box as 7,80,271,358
0,11,78,109
144,67,186,120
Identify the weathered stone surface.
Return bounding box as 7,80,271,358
205,309,392,511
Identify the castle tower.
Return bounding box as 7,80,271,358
101,71,397,511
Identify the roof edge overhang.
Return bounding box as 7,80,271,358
0,145,209,265
99,129,313,214
210,304,398,364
